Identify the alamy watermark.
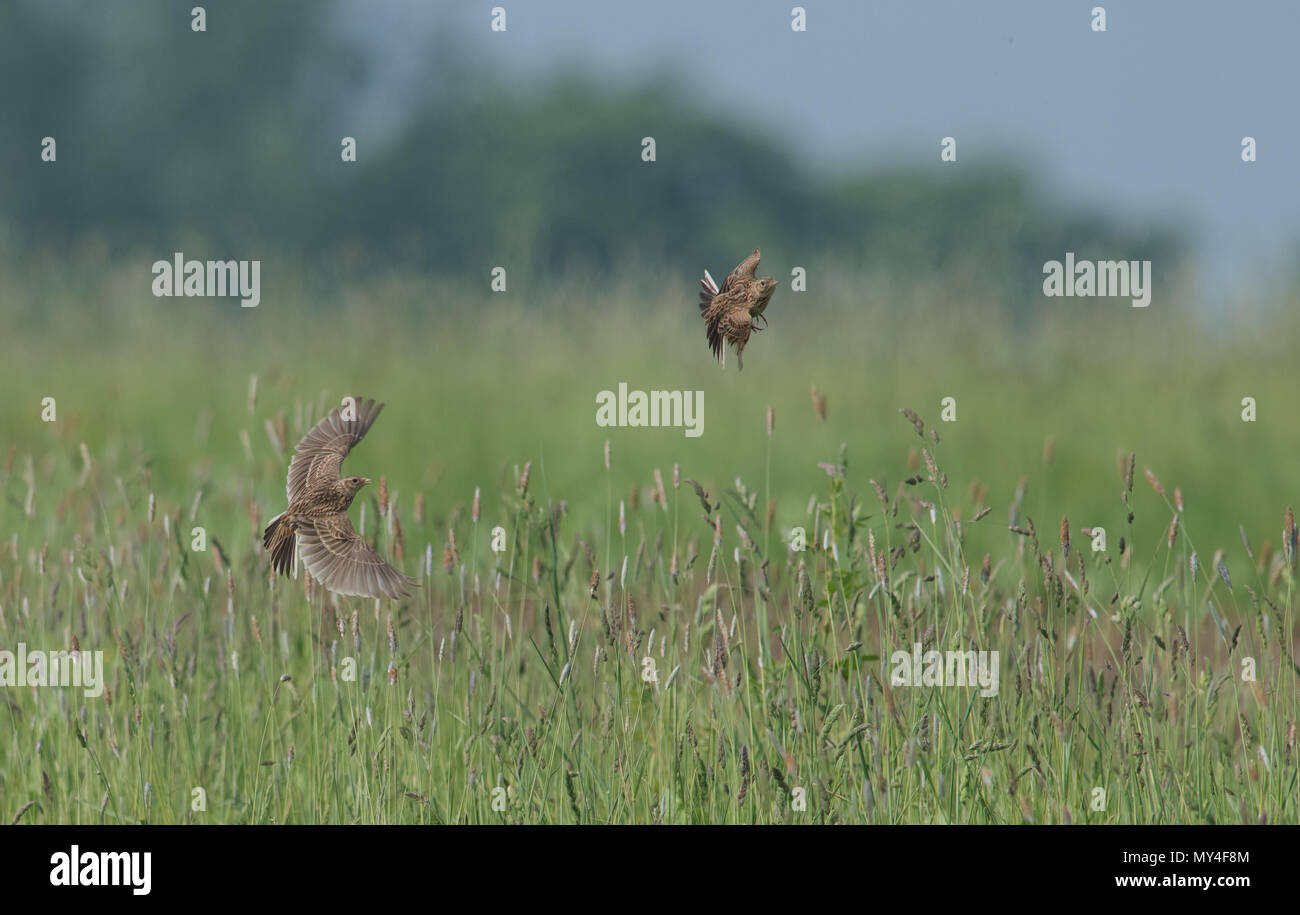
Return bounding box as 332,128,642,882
151,252,261,307
1042,253,1151,307
595,383,703,438
0,643,104,698
890,642,999,697
50,846,151,895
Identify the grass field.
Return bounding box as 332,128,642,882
2,258,1298,824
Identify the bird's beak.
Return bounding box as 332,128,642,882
361,478,373,487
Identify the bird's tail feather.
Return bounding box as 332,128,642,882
698,269,718,314
263,512,296,575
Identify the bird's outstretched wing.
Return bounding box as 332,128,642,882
298,512,413,599
286,397,383,502
719,248,760,295
702,292,732,362
706,313,724,362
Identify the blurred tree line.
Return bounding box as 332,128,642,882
0,1,1185,305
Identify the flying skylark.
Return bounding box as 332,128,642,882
263,396,412,599
698,248,779,370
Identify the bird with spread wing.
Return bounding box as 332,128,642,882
263,396,412,599
698,248,779,370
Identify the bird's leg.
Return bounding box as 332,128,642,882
737,348,744,371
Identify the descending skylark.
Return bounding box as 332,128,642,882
263,396,412,599
698,248,779,370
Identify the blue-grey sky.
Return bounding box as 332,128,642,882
340,1,1299,303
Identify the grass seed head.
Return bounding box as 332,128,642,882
810,385,827,422
1143,467,1164,497
899,407,924,437
1285,507,1297,566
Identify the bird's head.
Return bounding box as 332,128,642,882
750,276,779,321
344,476,372,494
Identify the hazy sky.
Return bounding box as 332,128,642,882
342,1,1299,302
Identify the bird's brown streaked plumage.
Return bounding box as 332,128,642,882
698,248,779,371
720,248,761,294
262,396,413,600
